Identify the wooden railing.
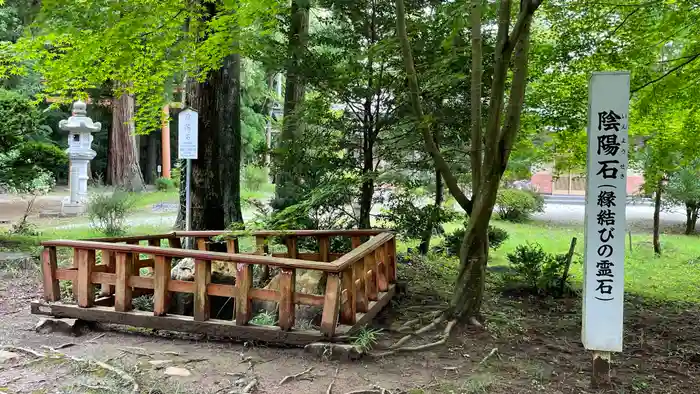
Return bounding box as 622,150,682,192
35,230,396,344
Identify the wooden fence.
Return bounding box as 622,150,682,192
32,230,397,345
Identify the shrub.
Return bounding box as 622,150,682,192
155,177,175,191
87,190,135,236
441,225,510,257
506,242,575,296
495,188,544,222
379,190,457,240
242,165,268,192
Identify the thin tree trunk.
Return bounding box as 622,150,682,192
274,0,310,210
419,130,443,255
359,141,374,229
653,178,662,254
470,0,482,196
108,90,144,191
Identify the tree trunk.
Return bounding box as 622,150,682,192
419,130,443,255
218,53,244,225
178,54,243,231
108,90,144,191
685,202,698,235
653,178,662,255
146,132,157,184
274,0,310,211
359,143,374,229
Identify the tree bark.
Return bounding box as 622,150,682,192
178,54,243,230
653,178,662,254
685,202,698,235
108,90,145,191
274,0,310,211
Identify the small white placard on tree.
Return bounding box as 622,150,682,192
582,72,630,352
178,108,198,160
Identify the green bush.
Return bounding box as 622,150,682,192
441,225,510,257
155,177,175,191
506,242,574,296
379,190,457,240
495,188,544,222
242,165,268,192
87,190,135,236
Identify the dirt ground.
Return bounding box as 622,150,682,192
1,258,699,393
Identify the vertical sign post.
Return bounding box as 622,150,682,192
582,72,630,387
178,108,198,246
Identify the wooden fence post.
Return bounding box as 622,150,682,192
153,255,172,316
364,252,378,301
286,236,298,259
320,273,341,337
226,238,240,254
236,263,253,325
100,250,116,296
115,252,133,312
375,247,389,292
278,268,296,330
41,246,60,302
339,268,356,324
76,249,96,308
354,260,368,313
319,236,330,262
194,259,211,321
387,236,396,282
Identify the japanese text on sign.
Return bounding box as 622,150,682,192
582,72,629,353
178,109,198,160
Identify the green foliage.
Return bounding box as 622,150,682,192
242,165,267,192
132,295,154,312
506,242,574,296
155,177,175,192
250,310,277,326
351,326,383,353
440,225,510,257
379,189,457,240
495,189,544,223
87,190,135,236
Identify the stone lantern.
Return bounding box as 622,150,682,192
60,101,100,216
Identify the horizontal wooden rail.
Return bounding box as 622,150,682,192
174,229,391,237
82,233,177,243
40,240,340,272
334,233,395,271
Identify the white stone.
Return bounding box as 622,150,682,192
0,350,19,363
164,366,191,377
149,360,173,366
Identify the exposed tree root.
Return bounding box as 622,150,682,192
371,319,457,357
326,367,339,394
1,346,139,393
243,378,258,393
279,367,313,385
477,347,500,367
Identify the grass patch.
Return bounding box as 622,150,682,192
250,310,277,326
351,326,383,352
440,219,700,303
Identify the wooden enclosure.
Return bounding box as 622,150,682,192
32,230,397,345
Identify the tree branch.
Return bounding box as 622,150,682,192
506,0,541,54
395,0,473,214
632,52,700,93
499,11,533,174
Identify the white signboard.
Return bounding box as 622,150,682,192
178,108,198,160
582,72,630,352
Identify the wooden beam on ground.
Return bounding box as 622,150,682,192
30,302,330,346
